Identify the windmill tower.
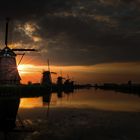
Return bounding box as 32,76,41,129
0,18,36,85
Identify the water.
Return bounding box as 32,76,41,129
1,89,140,140
19,88,140,112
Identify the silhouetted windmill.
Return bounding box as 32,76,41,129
63,74,74,91
56,70,66,91
41,60,52,86
41,59,57,86
0,18,36,85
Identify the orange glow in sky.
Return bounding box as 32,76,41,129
17,64,94,84
17,61,140,84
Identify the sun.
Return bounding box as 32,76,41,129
17,65,25,71
17,64,43,75
17,64,31,74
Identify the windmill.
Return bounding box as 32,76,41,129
0,18,36,85
41,59,57,86
56,70,66,91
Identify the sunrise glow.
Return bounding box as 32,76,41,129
16,62,140,85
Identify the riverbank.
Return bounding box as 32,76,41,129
17,107,140,140
95,83,140,95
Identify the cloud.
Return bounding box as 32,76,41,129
0,0,140,66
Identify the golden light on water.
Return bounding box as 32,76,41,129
20,97,43,108
19,89,140,112
19,94,57,108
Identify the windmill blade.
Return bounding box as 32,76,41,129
19,70,42,73
51,72,57,74
17,53,25,66
66,78,71,80
12,49,37,51
47,59,50,71
5,18,9,47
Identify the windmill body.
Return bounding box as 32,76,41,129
41,71,52,86
0,47,21,85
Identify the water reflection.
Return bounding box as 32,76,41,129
19,97,43,108
19,89,140,112
0,96,20,132
18,89,140,140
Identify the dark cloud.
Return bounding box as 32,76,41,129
0,0,140,65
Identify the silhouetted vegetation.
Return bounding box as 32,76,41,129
94,81,140,95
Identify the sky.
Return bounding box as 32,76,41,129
0,0,140,84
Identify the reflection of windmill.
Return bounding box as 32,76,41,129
42,92,52,117
0,18,36,85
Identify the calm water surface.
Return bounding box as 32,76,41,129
19,89,140,112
